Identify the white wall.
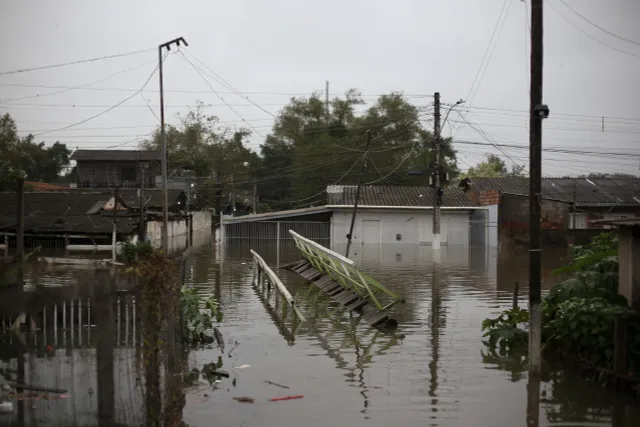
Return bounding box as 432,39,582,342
146,211,211,248
331,209,473,249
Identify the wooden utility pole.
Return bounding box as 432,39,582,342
230,173,235,217
252,182,258,214
345,131,372,259
159,37,188,250
432,92,442,250
325,81,330,126
112,187,119,263
16,178,24,262
528,0,545,376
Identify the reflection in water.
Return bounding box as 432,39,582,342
3,237,640,427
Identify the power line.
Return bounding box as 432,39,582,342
0,48,155,76
557,0,640,48
547,1,640,59
0,58,157,103
31,54,167,138
0,82,434,98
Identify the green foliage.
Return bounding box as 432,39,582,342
481,307,529,352
181,285,223,348
553,232,619,276
462,154,524,179
0,113,71,190
142,93,461,213
545,297,628,367
482,232,640,375
119,240,154,263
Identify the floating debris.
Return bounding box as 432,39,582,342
233,396,255,403
234,364,251,370
264,380,290,389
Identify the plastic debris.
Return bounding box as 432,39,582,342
234,364,251,370
233,396,255,403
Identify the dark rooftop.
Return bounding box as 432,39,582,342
0,192,138,234
464,177,640,205
326,185,475,208
70,150,162,162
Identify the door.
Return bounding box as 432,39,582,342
361,220,381,244
361,219,381,265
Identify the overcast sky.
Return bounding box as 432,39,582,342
1,0,639,177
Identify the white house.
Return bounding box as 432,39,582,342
326,185,480,250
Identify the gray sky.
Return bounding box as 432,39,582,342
1,0,639,177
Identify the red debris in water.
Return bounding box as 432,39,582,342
46,345,53,352
269,395,304,402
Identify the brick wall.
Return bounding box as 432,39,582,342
466,188,500,206
498,193,570,248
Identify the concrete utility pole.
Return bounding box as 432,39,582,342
528,0,547,376
159,37,188,250
345,131,372,259
325,81,330,122
252,182,258,214
432,92,442,250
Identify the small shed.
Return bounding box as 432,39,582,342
594,219,640,308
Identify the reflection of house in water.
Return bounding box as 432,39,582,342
0,272,145,426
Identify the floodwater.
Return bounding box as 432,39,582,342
1,237,639,427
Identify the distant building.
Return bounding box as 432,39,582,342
459,176,640,248
222,185,483,259
0,189,212,251
70,150,161,189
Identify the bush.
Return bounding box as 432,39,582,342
120,240,154,263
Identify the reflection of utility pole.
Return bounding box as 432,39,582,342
429,262,442,403
159,37,188,250
432,93,442,250
528,0,546,376
345,131,372,258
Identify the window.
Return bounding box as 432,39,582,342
120,167,136,182
396,233,402,241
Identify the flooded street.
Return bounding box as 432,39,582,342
2,239,639,426
182,241,640,427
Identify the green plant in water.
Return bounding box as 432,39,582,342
481,307,529,352
545,297,628,367
181,285,223,348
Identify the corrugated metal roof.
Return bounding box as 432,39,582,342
70,150,161,162
466,177,640,205
326,185,475,207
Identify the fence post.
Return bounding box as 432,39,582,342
276,221,281,268
614,316,628,381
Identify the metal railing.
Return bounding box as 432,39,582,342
250,249,306,324
289,230,404,312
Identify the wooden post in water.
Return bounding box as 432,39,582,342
95,273,115,427
614,316,628,385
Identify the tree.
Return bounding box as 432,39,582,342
141,103,259,211
0,113,71,190
257,90,459,210
465,154,508,178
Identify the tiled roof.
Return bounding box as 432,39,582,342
0,192,138,234
118,189,184,209
25,181,68,191
326,185,475,207
466,177,640,205
70,150,161,162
